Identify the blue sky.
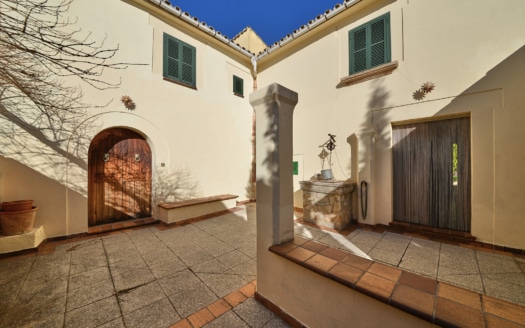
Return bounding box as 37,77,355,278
172,1,342,45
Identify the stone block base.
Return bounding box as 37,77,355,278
300,180,356,231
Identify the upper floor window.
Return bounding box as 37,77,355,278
349,13,391,74
163,33,196,88
233,75,244,97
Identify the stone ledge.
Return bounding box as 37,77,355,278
158,194,238,209
157,194,238,224
0,225,46,254
337,61,398,88
269,238,525,327
299,180,356,195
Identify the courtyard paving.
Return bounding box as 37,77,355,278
0,204,523,327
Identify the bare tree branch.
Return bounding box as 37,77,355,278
0,0,141,164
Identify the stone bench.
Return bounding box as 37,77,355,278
157,194,238,224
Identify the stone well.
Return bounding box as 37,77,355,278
300,180,356,231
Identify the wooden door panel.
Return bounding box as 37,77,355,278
392,117,471,231
88,128,152,226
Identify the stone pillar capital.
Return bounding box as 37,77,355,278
249,84,298,110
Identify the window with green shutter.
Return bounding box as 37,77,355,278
233,75,243,97
163,33,196,88
349,13,391,74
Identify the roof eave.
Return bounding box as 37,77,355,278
127,0,255,66
256,0,366,72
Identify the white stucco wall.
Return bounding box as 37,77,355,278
0,0,253,237
258,0,525,249
1,0,523,250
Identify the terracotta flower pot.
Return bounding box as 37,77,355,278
1,200,33,212
0,207,38,236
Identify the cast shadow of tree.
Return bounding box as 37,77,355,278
0,0,144,193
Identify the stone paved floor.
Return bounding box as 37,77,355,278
295,220,525,307
0,207,289,328
0,205,524,327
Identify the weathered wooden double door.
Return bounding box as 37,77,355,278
392,116,471,231
88,128,152,226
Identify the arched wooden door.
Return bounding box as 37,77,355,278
88,128,152,226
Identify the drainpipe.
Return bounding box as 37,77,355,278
250,55,258,201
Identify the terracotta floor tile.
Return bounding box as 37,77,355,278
270,242,296,255
485,313,524,328
483,295,525,326
514,253,525,260
435,297,484,328
207,299,231,318
224,291,247,307
459,243,477,250
398,271,437,295
239,283,255,297
287,247,315,263
327,262,364,287
367,262,402,282
320,247,349,261
88,226,102,234
37,246,55,255
156,224,169,231
437,282,481,310
304,254,337,273
390,285,435,322
169,319,192,328
292,236,309,246
301,240,328,253
355,272,396,303
100,225,113,233
112,222,125,230
188,308,214,328
342,253,373,271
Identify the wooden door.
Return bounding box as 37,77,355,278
88,128,152,226
392,117,471,231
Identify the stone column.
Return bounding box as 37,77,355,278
250,83,298,246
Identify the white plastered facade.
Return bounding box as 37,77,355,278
0,0,524,250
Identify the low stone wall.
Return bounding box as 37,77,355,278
300,180,356,231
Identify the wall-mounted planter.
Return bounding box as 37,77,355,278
0,207,38,236
1,200,33,212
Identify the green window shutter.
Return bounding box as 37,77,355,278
233,75,243,96
181,43,196,86
350,27,368,74
349,13,390,74
163,33,196,87
370,14,390,67
163,33,180,80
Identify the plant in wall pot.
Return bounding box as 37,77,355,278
0,200,38,236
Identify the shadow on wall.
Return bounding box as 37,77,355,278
0,155,85,237
365,78,392,154
154,167,200,204
0,96,103,196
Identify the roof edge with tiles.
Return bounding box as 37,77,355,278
256,0,363,60
139,0,364,65
143,0,256,59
